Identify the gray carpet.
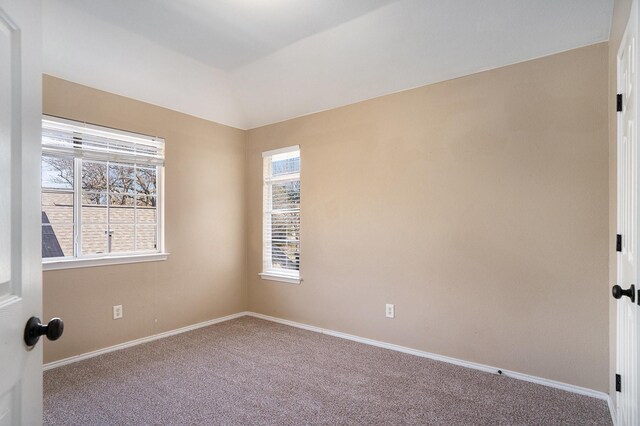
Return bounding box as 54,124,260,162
44,316,611,425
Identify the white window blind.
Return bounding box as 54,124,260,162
42,116,165,166
262,146,300,280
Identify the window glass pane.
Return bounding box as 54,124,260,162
109,194,135,206
271,152,300,176
42,155,74,258
269,241,300,271
42,224,74,258
270,212,300,241
269,211,300,272
271,181,300,211
82,161,107,192
82,225,108,255
136,203,157,224
42,192,73,227
136,225,157,251
109,194,135,208
82,195,107,224
135,167,157,195
109,224,135,253
82,192,108,206
42,156,73,189
136,195,157,225
136,195,156,208
109,206,135,224
109,163,136,194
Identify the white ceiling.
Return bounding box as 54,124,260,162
57,0,398,71
44,0,614,130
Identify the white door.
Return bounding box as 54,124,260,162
0,0,43,425
617,1,640,424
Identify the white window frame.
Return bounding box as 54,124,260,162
42,115,168,270
259,145,302,284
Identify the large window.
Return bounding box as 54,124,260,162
261,146,301,284
41,116,166,269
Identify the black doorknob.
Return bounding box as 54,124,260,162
24,317,64,347
612,284,636,303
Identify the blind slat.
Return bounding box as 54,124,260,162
43,117,165,166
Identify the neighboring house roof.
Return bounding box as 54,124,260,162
42,211,65,258
41,192,157,257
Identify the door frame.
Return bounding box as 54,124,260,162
616,0,640,424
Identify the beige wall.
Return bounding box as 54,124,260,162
608,0,633,402
42,75,247,363
44,42,611,393
246,44,610,391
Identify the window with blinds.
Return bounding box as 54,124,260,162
261,146,301,283
41,116,165,263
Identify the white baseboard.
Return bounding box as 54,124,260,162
43,311,249,371
43,309,614,422
246,312,611,404
608,395,617,426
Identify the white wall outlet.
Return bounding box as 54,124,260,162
386,303,395,318
113,305,123,320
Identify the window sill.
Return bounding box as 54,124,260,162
259,272,302,285
43,253,170,271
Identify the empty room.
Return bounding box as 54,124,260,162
1,0,638,424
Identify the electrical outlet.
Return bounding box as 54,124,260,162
113,305,123,320
386,303,395,318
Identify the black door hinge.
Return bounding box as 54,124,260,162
617,234,623,252
617,94,623,112
616,374,622,392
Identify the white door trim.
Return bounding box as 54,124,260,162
615,0,640,423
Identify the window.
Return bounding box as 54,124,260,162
260,146,301,284
41,116,166,269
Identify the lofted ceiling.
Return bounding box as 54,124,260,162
43,0,614,130
57,0,398,71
